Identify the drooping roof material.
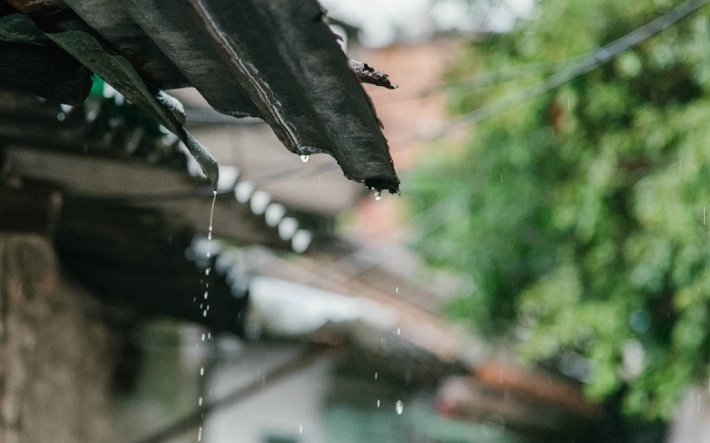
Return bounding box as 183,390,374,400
0,0,400,194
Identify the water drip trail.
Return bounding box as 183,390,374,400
208,190,217,240
204,190,217,317
197,190,218,442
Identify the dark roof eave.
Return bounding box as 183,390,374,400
1,0,400,194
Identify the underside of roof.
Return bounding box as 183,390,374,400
0,0,400,194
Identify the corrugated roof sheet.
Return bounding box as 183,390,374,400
0,0,400,193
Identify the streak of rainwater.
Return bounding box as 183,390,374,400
196,191,217,442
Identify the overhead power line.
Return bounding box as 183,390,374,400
374,55,588,104
408,0,710,143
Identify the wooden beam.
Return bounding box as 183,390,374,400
6,149,292,249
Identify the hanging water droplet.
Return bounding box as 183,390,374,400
300,155,310,163
208,190,216,238
374,190,382,201
396,400,404,415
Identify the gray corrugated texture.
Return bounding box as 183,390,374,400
1,0,400,193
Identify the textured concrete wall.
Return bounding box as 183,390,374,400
0,234,117,443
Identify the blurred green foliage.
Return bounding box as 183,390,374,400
410,0,710,419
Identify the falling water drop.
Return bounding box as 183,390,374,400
374,190,382,201
198,426,203,442
395,286,399,293
377,399,381,408
200,367,204,376
299,425,303,434
397,328,401,335
205,268,211,276
198,396,203,406
374,372,378,380
203,309,207,317
396,400,404,415
208,190,216,239
300,155,310,163
201,333,205,342
204,291,208,300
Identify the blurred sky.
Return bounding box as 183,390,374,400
320,0,535,47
